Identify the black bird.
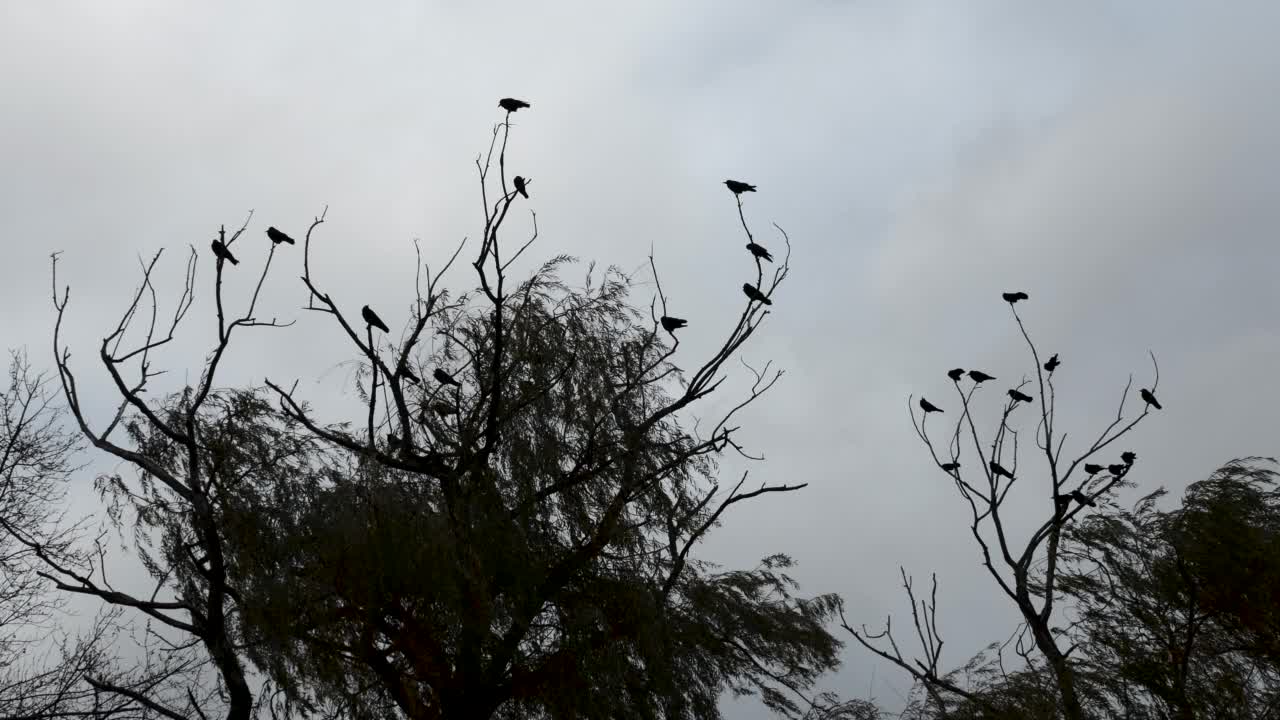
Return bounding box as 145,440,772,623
1044,354,1060,373
947,368,966,382
1002,291,1029,304
1140,388,1162,410
1054,494,1073,513
1070,489,1098,508
940,462,960,472
499,98,530,112
989,461,1015,480
1008,389,1034,404
1084,463,1104,475
746,242,773,262
742,283,772,305
1108,463,1128,476
724,179,757,195
968,370,996,384
400,367,420,384
361,306,390,333
1121,451,1137,465
431,400,457,417
513,176,529,199
434,368,462,387
919,398,944,414
660,316,687,334
266,227,296,245
211,240,238,265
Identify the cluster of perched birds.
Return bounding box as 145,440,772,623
918,291,1163,514
656,179,777,336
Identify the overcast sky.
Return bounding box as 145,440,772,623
3,1,1280,716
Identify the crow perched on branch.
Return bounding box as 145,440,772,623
947,368,965,382
1108,463,1129,476
746,242,773,262
968,370,996,384
1002,291,1029,304
499,98,530,112
919,398,943,414
1008,389,1034,403
361,306,390,333
513,176,529,199
1084,463,1104,475
1070,489,1098,508
211,240,238,265
940,462,960,472
1121,451,1136,465
1044,353,1061,373
989,461,1015,479
267,227,296,245
660,316,687,334
742,283,772,305
724,179,756,195
1140,388,1162,410
434,368,462,387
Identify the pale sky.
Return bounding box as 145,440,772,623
3,1,1279,716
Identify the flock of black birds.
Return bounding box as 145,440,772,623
656,178,775,337
922,290,1163,515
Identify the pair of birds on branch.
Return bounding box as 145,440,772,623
497,98,533,199
359,305,461,388
1055,452,1138,511
210,226,297,266
918,368,1005,415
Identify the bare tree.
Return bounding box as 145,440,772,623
842,299,1160,720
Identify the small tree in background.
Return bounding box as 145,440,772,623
842,296,1160,719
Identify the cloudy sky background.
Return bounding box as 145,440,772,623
3,1,1280,715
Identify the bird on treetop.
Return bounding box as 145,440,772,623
361,306,390,333
499,98,530,112
919,398,943,414
724,179,756,195
947,368,965,382
742,283,772,306
1140,388,1162,410
513,176,529,199
1002,291,1029,304
660,316,687,334
267,227,296,245
211,240,238,265
968,370,996,384
746,242,773,262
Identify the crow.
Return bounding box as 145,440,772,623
1055,494,1073,513
660,316,687,334
1008,389,1034,403
434,368,462,387
919,398,944,414
1084,463,1104,475
947,368,966,382
746,242,773,262
1070,489,1098,508
267,227,296,245
724,179,757,195
513,176,529,199
1002,291,1029,304
1121,451,1137,465
989,461,1015,479
211,240,238,265
940,462,960,472
1108,463,1128,476
1044,354,1060,373
742,283,772,305
499,98,530,112
1140,388,1162,410
361,306,390,333
968,370,996,384
400,367,420,384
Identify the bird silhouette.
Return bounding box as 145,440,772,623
919,398,943,414
660,316,687,334
211,240,238,265
1044,354,1060,373
940,462,960,472
361,306,390,333
1008,389,1034,403
1070,489,1098,508
1084,463,1104,475
266,227,296,245
434,368,462,387
947,368,966,382
1055,494,1073,513
742,283,772,305
1108,463,1128,476
746,242,773,262
499,98,530,112
989,461,1015,479
1121,451,1137,465
724,179,757,195
431,400,456,417
400,367,420,384
1140,388,1162,410
513,176,529,199
968,370,996,384
1002,291,1029,304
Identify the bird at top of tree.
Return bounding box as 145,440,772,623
499,98,530,112
724,179,756,195
361,306,390,333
